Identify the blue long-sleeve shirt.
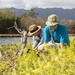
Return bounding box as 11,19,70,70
44,24,70,46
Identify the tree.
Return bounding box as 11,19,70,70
24,8,38,18
0,8,19,34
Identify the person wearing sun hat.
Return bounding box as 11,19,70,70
46,14,59,26
38,14,70,50
28,24,44,50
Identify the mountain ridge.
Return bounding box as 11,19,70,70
0,7,75,21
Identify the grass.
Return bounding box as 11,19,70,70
0,37,75,75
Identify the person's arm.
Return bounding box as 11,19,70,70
37,26,51,50
59,25,69,48
35,36,44,49
35,30,43,48
44,26,51,43
32,36,36,48
59,43,64,48
50,30,55,43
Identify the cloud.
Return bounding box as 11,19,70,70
0,0,25,9
0,0,75,9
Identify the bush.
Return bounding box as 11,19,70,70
0,38,75,75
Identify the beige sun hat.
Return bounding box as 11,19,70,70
28,24,41,36
46,14,59,26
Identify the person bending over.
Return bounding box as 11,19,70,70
38,14,70,51
28,24,44,50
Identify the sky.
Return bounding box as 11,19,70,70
0,0,75,10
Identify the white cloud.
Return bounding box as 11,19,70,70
0,0,25,9
0,0,75,9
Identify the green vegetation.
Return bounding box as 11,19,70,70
0,38,75,75
0,8,75,34
0,8,20,34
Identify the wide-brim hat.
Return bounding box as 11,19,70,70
28,24,41,36
46,14,59,26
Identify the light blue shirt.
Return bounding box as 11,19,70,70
44,24,70,46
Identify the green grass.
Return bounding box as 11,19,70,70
0,38,75,75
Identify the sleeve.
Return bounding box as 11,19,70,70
44,26,51,43
32,36,36,48
36,35,44,47
60,25,69,43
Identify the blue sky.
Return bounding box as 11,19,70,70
0,0,75,9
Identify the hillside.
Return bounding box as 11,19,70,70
9,7,75,21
